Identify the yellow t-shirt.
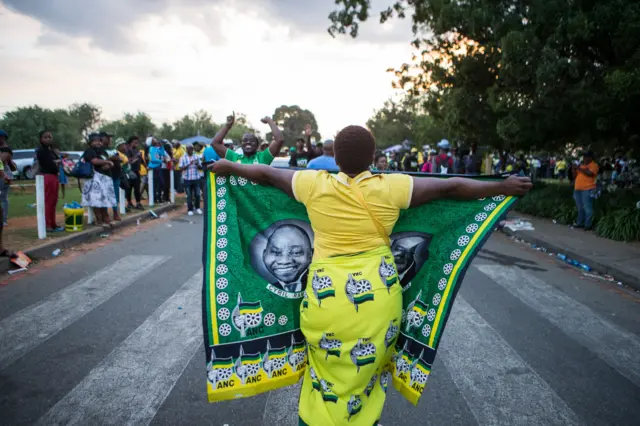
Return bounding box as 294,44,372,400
292,170,413,260
173,145,185,171
139,149,148,176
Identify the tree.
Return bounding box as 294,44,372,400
329,0,640,154
68,103,102,140
0,105,87,150
100,112,157,141
366,97,446,148
267,105,321,145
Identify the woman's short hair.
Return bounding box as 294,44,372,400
334,125,376,174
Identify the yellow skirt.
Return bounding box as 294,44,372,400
299,246,402,426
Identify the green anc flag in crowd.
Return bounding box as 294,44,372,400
202,172,516,404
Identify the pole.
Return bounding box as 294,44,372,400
35,175,46,239
87,207,94,225
148,169,154,207
119,188,126,214
170,169,175,204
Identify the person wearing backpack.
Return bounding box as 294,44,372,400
434,139,454,174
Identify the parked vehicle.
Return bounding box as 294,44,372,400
271,156,291,168
11,149,36,179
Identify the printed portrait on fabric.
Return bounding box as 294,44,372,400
389,232,433,291
250,220,314,297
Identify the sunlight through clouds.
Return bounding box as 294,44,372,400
0,1,413,136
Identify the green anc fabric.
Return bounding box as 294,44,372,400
203,172,516,404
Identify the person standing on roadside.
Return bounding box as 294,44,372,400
306,140,338,171
148,137,171,204
0,130,16,226
36,130,64,232
124,136,143,210
172,140,185,194
289,125,317,168
573,151,599,230
179,144,203,216
101,132,122,221
434,140,454,174
403,148,420,172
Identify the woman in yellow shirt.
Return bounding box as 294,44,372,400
210,125,531,426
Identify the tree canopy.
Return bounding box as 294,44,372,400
330,0,640,154
267,105,322,144
0,105,262,150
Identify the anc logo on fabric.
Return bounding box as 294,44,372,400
404,290,428,332
231,293,263,338
262,341,288,379
206,349,234,389
287,335,307,372
234,346,262,385
350,338,377,372
379,256,399,292
310,367,321,392
347,395,363,421
345,274,374,311
393,341,412,377
380,370,391,393
409,349,430,388
384,319,400,349
319,332,342,360
364,373,378,397
320,379,339,403
312,271,335,306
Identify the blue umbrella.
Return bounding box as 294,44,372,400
180,135,212,145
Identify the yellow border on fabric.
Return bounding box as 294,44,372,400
209,173,219,345
428,196,513,347
207,370,304,403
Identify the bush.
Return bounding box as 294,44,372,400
515,183,640,241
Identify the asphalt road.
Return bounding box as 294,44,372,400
1,214,639,426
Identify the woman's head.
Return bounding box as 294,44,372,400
334,125,376,175
88,133,101,149
39,130,53,146
374,153,388,170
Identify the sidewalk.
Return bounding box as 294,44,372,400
500,213,640,291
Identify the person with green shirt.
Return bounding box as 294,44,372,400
212,112,284,164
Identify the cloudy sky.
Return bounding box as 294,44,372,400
0,0,414,138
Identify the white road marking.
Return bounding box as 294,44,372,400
440,296,579,425
262,383,301,426
0,255,169,370
477,264,640,387
38,270,203,426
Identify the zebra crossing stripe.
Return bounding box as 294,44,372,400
477,264,640,387
0,255,169,370
37,270,203,426
440,296,580,425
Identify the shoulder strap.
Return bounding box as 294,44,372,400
349,179,391,246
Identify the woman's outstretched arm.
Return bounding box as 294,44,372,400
208,159,295,198
410,175,532,208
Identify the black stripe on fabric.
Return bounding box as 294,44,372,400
201,173,212,362
207,329,306,360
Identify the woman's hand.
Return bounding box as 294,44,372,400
207,159,234,175
500,175,533,196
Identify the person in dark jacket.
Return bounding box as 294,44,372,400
35,130,64,232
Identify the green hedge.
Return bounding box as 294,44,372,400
515,182,640,241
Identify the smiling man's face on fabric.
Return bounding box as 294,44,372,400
263,225,312,284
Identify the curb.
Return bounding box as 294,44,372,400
499,227,640,291
1,204,179,275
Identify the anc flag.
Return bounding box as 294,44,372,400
239,301,263,316
412,300,429,316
